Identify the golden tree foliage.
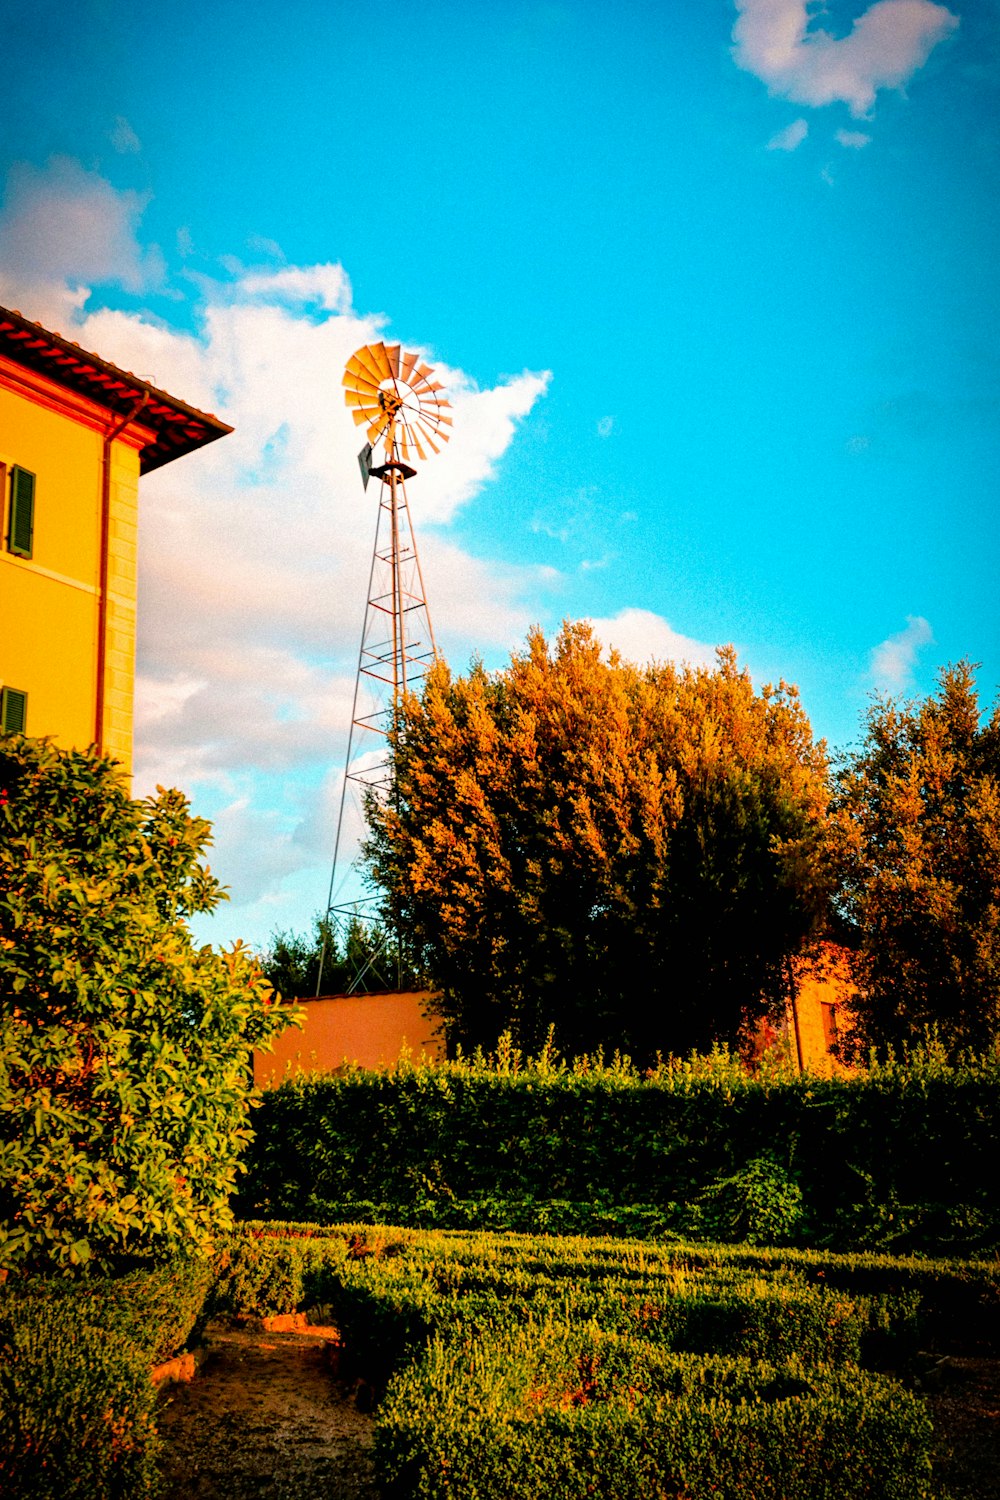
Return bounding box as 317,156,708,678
366,623,836,1060
837,662,1000,1055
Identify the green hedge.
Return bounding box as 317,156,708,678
317,1232,923,1380
209,1227,350,1317
238,1048,1000,1255
0,1300,159,1499
375,1325,935,1500
7,1255,216,1363
0,1222,957,1500
0,1257,214,1499
237,1218,1000,1346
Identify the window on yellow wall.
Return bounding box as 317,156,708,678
1,686,28,735
5,465,35,558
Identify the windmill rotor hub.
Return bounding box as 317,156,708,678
378,387,404,418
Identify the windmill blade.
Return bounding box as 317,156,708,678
414,420,439,455
356,345,388,384
419,408,446,441
345,350,381,385
342,356,373,386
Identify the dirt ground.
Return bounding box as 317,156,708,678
925,1356,1000,1500
155,1322,379,1500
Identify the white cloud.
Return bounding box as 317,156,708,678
733,0,959,117
767,118,809,150
597,415,615,437
586,608,720,669
115,287,550,927
836,127,873,148
110,116,142,154
424,363,552,521
870,615,933,692
246,233,285,262
234,262,352,313
0,156,165,326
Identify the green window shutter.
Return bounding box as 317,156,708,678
1,686,28,735
7,466,35,558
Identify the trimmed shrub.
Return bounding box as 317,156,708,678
0,1257,215,1498
209,1229,349,1317
0,1299,160,1500
8,1254,215,1363
238,1044,1000,1256
214,1222,983,1497
375,1324,935,1500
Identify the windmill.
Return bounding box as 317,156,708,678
317,341,452,993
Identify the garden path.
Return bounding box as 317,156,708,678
926,1355,1000,1500
155,1321,378,1500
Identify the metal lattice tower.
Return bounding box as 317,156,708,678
317,341,452,993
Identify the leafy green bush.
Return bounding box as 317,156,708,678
0,736,299,1271
692,1153,804,1244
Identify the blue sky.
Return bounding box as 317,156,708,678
2,1,997,950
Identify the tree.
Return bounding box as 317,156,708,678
0,736,298,1272
836,662,1000,1056
364,622,837,1060
259,911,413,999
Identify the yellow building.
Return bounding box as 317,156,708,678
788,942,855,1072
0,304,231,772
